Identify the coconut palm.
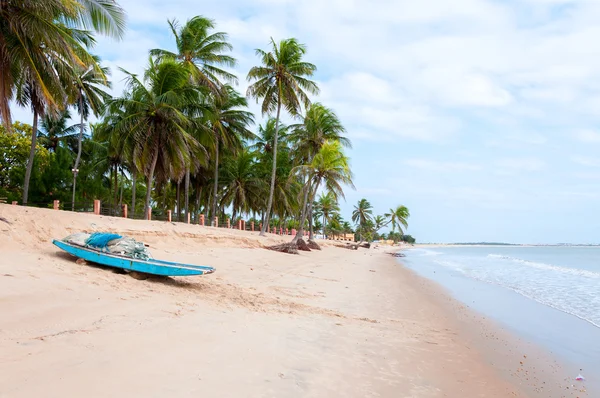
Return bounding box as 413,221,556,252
314,191,340,239
150,15,236,94
247,37,319,236
292,140,354,243
0,0,126,129
219,149,265,221
203,86,255,222
385,205,410,234
70,58,111,210
288,103,349,240
38,110,80,153
352,198,374,241
107,58,206,217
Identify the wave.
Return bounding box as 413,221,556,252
487,254,600,279
433,259,600,328
407,248,443,257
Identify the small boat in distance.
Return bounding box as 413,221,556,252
53,235,215,278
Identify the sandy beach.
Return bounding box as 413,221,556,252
0,205,584,397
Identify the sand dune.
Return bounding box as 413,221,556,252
0,205,582,397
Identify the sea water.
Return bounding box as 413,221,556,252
402,246,600,390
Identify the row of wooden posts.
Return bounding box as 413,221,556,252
11,200,308,237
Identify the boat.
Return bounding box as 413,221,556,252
53,239,215,277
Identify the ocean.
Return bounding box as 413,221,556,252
402,246,600,391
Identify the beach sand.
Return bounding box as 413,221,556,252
0,205,585,397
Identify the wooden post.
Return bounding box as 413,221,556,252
200,214,205,226
272,226,276,234
214,216,218,227
259,223,262,231
147,207,152,220
93,200,100,215
292,228,296,236
53,200,59,210
11,201,17,205
241,220,245,231
238,219,242,230
167,210,172,222
187,212,191,224
227,218,230,228
286,228,289,235
280,227,283,235
251,222,255,231
122,204,128,218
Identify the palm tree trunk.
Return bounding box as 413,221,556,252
144,147,159,218
72,101,85,210
308,202,315,240
184,169,190,219
23,109,39,205
119,167,124,207
211,138,220,224
292,180,312,243
131,171,137,218
260,98,282,236
176,180,181,221
113,164,118,215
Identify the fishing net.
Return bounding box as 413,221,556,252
62,232,152,261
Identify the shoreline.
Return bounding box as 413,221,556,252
0,205,584,397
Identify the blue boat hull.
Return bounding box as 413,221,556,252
53,240,215,277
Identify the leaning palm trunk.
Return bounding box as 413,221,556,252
22,110,39,205
144,147,159,219
71,100,85,211
260,99,282,236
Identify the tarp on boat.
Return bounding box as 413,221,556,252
62,232,152,260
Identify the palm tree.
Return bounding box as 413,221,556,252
2,0,125,204
71,59,111,210
288,103,349,240
219,149,265,221
385,205,410,235
38,110,79,153
352,198,374,241
204,86,255,222
151,15,238,217
247,38,319,236
107,58,206,217
150,15,236,94
292,140,354,243
314,191,339,239
0,0,126,129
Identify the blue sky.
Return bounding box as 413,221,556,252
12,0,600,244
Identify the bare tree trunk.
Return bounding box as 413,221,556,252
211,138,219,224
71,99,84,211
131,171,137,218
23,109,39,205
260,98,282,236
144,147,159,218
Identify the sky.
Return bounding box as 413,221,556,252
11,0,600,244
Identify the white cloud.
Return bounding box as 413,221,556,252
574,129,600,143
404,158,482,172
572,156,600,167
495,157,546,172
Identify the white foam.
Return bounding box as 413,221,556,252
487,254,600,279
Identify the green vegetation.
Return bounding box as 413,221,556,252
0,2,413,249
